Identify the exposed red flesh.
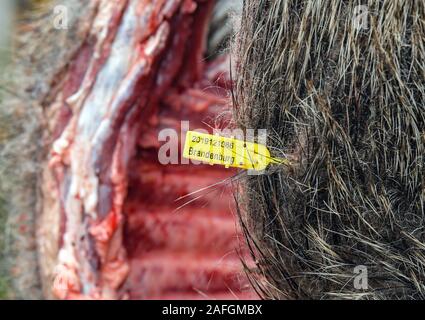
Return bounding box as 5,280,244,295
126,213,240,253
48,0,255,300
126,252,247,298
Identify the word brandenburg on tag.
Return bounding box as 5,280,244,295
183,131,289,171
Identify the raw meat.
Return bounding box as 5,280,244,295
46,0,255,300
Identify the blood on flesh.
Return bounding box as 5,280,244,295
48,0,256,300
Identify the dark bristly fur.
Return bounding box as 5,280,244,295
234,0,424,299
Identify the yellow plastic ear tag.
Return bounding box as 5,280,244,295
183,131,290,171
